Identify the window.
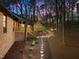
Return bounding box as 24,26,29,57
13,21,14,32
3,15,7,33
77,3,79,13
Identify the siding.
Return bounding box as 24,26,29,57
15,32,24,41
0,12,15,59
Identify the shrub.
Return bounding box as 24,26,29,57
34,22,46,33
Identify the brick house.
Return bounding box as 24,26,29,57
0,4,24,59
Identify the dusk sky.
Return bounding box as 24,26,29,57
9,0,78,15
10,0,46,15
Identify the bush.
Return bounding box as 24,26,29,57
34,22,46,33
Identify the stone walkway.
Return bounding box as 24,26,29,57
3,41,40,59
3,30,53,59
23,41,40,59
3,41,24,59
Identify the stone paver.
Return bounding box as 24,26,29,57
23,41,40,59
3,30,53,59
3,41,40,59
3,41,24,59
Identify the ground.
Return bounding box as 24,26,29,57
48,31,79,59
3,33,53,59
3,29,79,59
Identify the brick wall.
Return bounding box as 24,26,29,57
15,32,24,41
0,12,15,59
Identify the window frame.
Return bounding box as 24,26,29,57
3,15,7,33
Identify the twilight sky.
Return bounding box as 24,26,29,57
9,0,78,15
10,0,45,14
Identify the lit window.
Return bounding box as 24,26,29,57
27,25,30,28
3,16,6,27
3,15,7,33
21,24,24,27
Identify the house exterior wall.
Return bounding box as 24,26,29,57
14,21,19,32
14,22,25,32
0,12,15,59
15,32,24,41
14,22,25,41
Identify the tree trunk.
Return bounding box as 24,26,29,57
55,0,59,31
33,6,36,24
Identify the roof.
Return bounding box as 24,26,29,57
0,4,26,22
